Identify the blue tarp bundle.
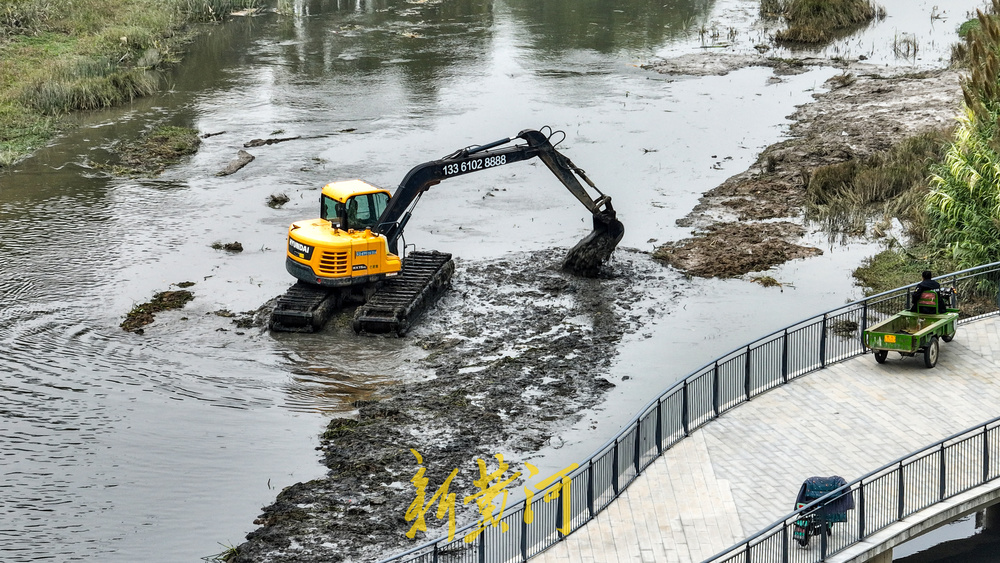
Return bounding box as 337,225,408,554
795,475,854,521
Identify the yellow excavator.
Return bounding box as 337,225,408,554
270,127,625,335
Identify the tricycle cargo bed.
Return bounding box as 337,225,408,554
863,311,956,352
863,308,958,368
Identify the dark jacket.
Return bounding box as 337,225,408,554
911,279,943,313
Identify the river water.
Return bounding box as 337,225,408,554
0,0,988,561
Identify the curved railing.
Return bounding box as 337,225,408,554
704,415,1000,563
380,262,1000,563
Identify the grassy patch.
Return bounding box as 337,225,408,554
0,0,260,168
805,129,953,239
852,247,955,295
203,542,239,562
210,241,243,252
767,0,885,43
830,319,859,337
322,419,361,441
121,289,194,333
266,192,290,208
112,125,201,176
959,18,982,38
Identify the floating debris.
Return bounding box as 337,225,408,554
217,150,254,176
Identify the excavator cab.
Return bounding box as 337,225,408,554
320,186,390,232
286,180,402,288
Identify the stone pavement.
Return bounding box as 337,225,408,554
534,316,1000,563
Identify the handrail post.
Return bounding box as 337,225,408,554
655,399,663,454
820,314,828,367
478,527,485,563
556,487,565,541
940,444,947,500
612,440,620,496
858,483,866,539
781,329,789,384
521,507,528,562
633,419,641,474
434,541,439,563
682,381,690,436
744,345,752,400
712,362,720,417
821,512,828,559
897,462,905,520
860,302,868,351
782,521,789,563
587,461,594,518
985,425,991,483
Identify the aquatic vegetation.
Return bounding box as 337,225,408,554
112,125,202,176
852,247,953,295
121,289,194,333
766,0,886,43
20,56,159,114
805,130,952,240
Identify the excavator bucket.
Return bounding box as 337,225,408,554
562,207,625,277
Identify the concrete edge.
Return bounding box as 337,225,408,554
828,480,1000,563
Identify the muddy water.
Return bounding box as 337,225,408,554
0,0,984,561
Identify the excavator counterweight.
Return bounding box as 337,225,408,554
270,127,625,334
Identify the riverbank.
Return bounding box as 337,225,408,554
0,0,259,167
648,54,962,281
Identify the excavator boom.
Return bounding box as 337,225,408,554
375,128,624,275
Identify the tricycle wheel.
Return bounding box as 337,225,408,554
874,349,888,364
942,327,955,343
924,336,939,368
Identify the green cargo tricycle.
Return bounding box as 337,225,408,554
862,288,958,368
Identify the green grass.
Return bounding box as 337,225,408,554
112,125,202,176
766,0,886,43
121,289,194,332
805,129,953,239
852,247,955,295
0,0,260,168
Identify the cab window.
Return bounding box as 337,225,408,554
321,195,345,228
347,192,389,230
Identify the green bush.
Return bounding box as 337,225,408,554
927,3,1000,269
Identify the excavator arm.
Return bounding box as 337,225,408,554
375,128,624,276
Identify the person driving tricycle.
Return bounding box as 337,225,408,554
910,270,945,314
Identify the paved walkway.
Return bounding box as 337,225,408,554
534,315,1000,563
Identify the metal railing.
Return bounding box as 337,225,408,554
704,416,1000,563
380,262,1000,563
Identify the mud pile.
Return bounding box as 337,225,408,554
233,248,674,563
646,58,962,278
654,222,822,278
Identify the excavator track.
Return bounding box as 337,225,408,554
352,250,454,336
268,282,342,333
